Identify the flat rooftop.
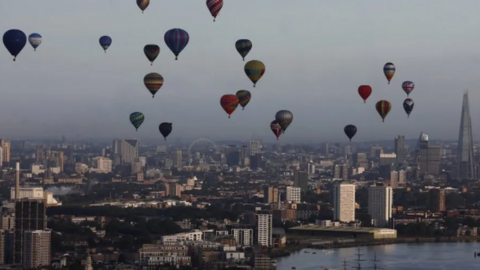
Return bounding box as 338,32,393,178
289,225,396,234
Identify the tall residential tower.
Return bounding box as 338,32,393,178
457,91,475,179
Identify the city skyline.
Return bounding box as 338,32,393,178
1,1,480,142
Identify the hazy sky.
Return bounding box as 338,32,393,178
1,0,480,143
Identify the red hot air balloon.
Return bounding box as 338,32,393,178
206,0,223,22
375,100,392,122
270,120,282,140
358,85,372,103
220,94,239,118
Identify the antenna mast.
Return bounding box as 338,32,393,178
368,252,383,270
352,247,366,270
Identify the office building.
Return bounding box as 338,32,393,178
14,199,46,264
429,188,446,212
112,139,139,166
249,137,261,156
23,230,51,269
390,170,406,188
333,183,356,222
263,186,279,204
173,150,182,168
379,153,397,166
286,186,301,203
256,212,272,247
334,164,349,180
224,145,239,166
293,171,308,192
1,207,14,230
457,91,476,179
232,228,253,247
395,135,406,165
90,156,113,173
369,146,383,158
353,153,368,168
417,133,441,176
368,186,393,227
0,139,10,165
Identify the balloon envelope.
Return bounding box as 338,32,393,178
275,110,293,133
144,44,160,65
403,98,414,117
220,94,239,118
144,73,164,98
344,125,357,141
99,36,112,52
28,33,42,51
164,28,189,60
270,120,282,140
402,81,415,96
137,0,150,12
244,60,265,87
3,29,27,61
236,90,251,110
235,39,252,61
129,112,145,131
358,85,372,103
375,100,392,122
159,122,173,140
206,0,223,21
383,62,395,84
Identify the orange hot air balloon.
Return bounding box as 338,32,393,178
358,85,372,103
220,94,239,118
375,100,392,122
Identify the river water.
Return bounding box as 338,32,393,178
276,242,480,270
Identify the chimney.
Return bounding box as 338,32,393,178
15,162,20,200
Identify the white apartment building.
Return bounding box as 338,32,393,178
232,228,253,247
286,186,301,203
23,230,51,269
368,186,393,228
161,230,203,243
333,183,356,222
90,156,113,173
139,244,191,267
256,213,272,247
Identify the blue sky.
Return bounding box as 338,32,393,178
1,0,480,143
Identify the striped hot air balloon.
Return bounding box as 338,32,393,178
375,100,392,122
164,28,189,60
129,112,145,131
220,94,239,118
244,60,265,87
383,62,395,84
28,33,42,51
236,90,251,110
235,39,252,61
144,44,160,65
144,73,164,98
206,0,223,22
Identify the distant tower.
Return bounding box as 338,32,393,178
457,91,475,179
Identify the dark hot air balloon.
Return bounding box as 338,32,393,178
244,60,265,87
220,95,239,118
159,122,173,140
375,100,392,122
275,110,293,133
403,98,414,118
28,33,42,51
235,39,252,61
402,81,415,96
164,28,189,60
137,0,150,13
236,90,251,110
344,125,357,141
129,112,145,131
270,120,282,140
144,73,164,98
206,0,223,22
358,85,372,103
383,62,395,84
144,44,160,65
99,36,112,53
3,29,27,61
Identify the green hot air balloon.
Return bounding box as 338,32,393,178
130,112,145,131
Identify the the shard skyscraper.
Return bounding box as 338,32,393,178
456,91,476,179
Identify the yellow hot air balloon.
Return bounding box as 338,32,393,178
244,60,265,87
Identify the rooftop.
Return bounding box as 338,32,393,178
289,225,396,234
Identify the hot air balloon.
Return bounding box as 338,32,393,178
137,0,150,13
358,85,372,103
236,90,251,110
344,125,357,141
244,60,265,87
164,28,189,60
403,98,414,118
383,62,395,84
375,100,392,122
402,81,415,96
28,33,42,51
220,94,239,118
235,39,252,61
3,29,27,61
144,44,160,65
130,112,145,131
159,122,173,140
99,36,112,53
206,0,223,22
270,120,282,140
144,73,164,98
275,110,293,133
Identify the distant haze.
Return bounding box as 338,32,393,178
1,0,480,143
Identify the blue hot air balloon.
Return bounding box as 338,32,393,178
99,36,112,53
28,33,42,51
164,28,189,60
3,29,27,61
